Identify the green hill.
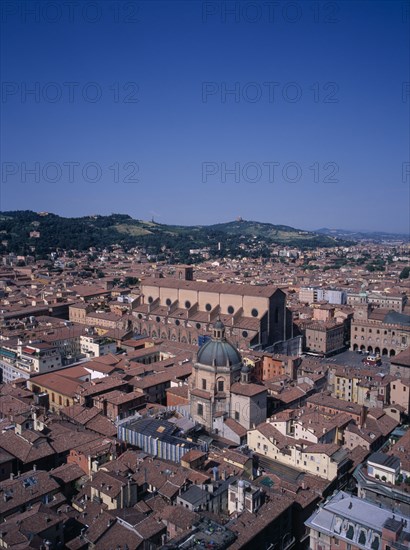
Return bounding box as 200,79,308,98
0,211,352,261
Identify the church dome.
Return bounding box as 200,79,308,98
197,320,242,367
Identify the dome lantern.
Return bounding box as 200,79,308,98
213,319,225,340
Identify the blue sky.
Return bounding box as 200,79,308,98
1,0,409,233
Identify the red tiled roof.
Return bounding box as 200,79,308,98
230,382,266,397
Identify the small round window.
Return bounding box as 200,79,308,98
242,330,248,338
148,296,153,304
185,300,191,309
196,323,201,330
205,303,212,312
138,314,143,319
251,308,258,317
227,306,234,314
156,316,161,323
166,298,172,306
175,319,180,326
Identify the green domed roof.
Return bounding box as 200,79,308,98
197,338,242,367
197,320,242,367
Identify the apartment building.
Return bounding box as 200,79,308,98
299,287,347,305
227,479,263,515
80,334,117,358
1,343,62,383
390,378,410,416
329,365,390,408
347,291,407,312
390,349,410,380
304,321,346,356
248,421,350,481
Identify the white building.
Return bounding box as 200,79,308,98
228,479,262,515
299,287,346,305
80,334,117,358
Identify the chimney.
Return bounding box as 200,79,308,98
359,406,367,429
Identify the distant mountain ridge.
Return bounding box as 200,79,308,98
316,227,409,242
0,210,354,260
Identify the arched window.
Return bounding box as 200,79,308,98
358,530,367,545
371,535,380,550
346,524,354,540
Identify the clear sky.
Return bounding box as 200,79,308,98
1,0,409,233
